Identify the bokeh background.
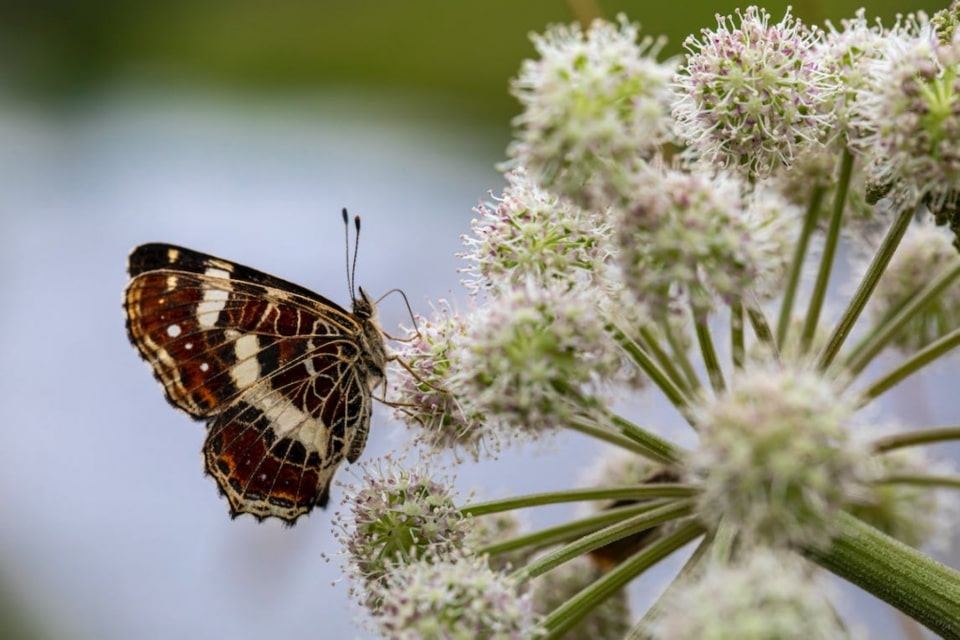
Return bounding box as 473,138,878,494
1,1,954,638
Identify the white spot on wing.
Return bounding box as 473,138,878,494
166,324,182,338
200,362,210,372
167,248,180,262
197,267,231,328
231,334,261,388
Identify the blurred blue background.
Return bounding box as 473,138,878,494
0,1,953,638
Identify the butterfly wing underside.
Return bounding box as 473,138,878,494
124,243,385,523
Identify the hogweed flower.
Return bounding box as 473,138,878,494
366,551,541,640
689,362,869,550
653,549,845,640
509,14,676,208
345,8,960,638
673,7,834,180
851,13,960,213
333,457,468,597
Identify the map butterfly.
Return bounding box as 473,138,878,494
124,213,387,524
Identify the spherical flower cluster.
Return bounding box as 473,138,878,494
673,7,833,179
333,458,468,595
389,302,491,459
851,17,960,210
617,169,796,316
654,550,843,640
689,363,869,549
510,14,676,207
459,169,610,293
367,552,540,640
816,10,887,140
452,279,621,436
868,221,960,351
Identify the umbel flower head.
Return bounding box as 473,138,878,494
333,457,468,595
617,168,796,316
673,6,834,180
389,301,492,459
509,14,676,208
459,169,611,293
689,362,869,549
451,279,621,437
366,551,541,640
654,549,845,640
851,14,960,212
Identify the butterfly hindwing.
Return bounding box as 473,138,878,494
124,243,386,523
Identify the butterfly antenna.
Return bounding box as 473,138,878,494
342,207,355,301
351,214,362,301
377,288,423,337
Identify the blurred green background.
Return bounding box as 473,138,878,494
2,0,943,127
0,2,947,639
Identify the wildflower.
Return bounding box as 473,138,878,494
452,279,620,436
851,16,960,212
367,552,540,639
617,168,796,316
333,457,467,595
673,7,833,179
654,550,845,640
510,15,675,207
689,363,869,549
389,302,492,459
459,169,610,293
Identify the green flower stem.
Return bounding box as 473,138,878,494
857,326,960,406
636,324,695,400
802,149,854,354
731,298,745,369
662,318,704,397
804,512,960,639
600,410,684,464
873,474,960,490
843,261,960,378
539,518,704,639
817,202,914,371
692,305,725,393
627,534,714,640
745,300,775,355
872,426,960,452
777,184,825,347
512,499,696,583
610,324,692,410
461,484,696,517
566,415,667,457
476,502,669,558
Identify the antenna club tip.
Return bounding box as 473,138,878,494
341,207,349,223
354,215,361,232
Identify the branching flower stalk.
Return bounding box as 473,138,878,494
336,5,960,639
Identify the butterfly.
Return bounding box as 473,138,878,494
124,212,388,524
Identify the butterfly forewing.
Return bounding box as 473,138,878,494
124,243,386,524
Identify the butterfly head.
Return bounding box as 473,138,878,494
353,286,378,320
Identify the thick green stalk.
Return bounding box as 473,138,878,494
610,324,691,409
805,512,960,639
